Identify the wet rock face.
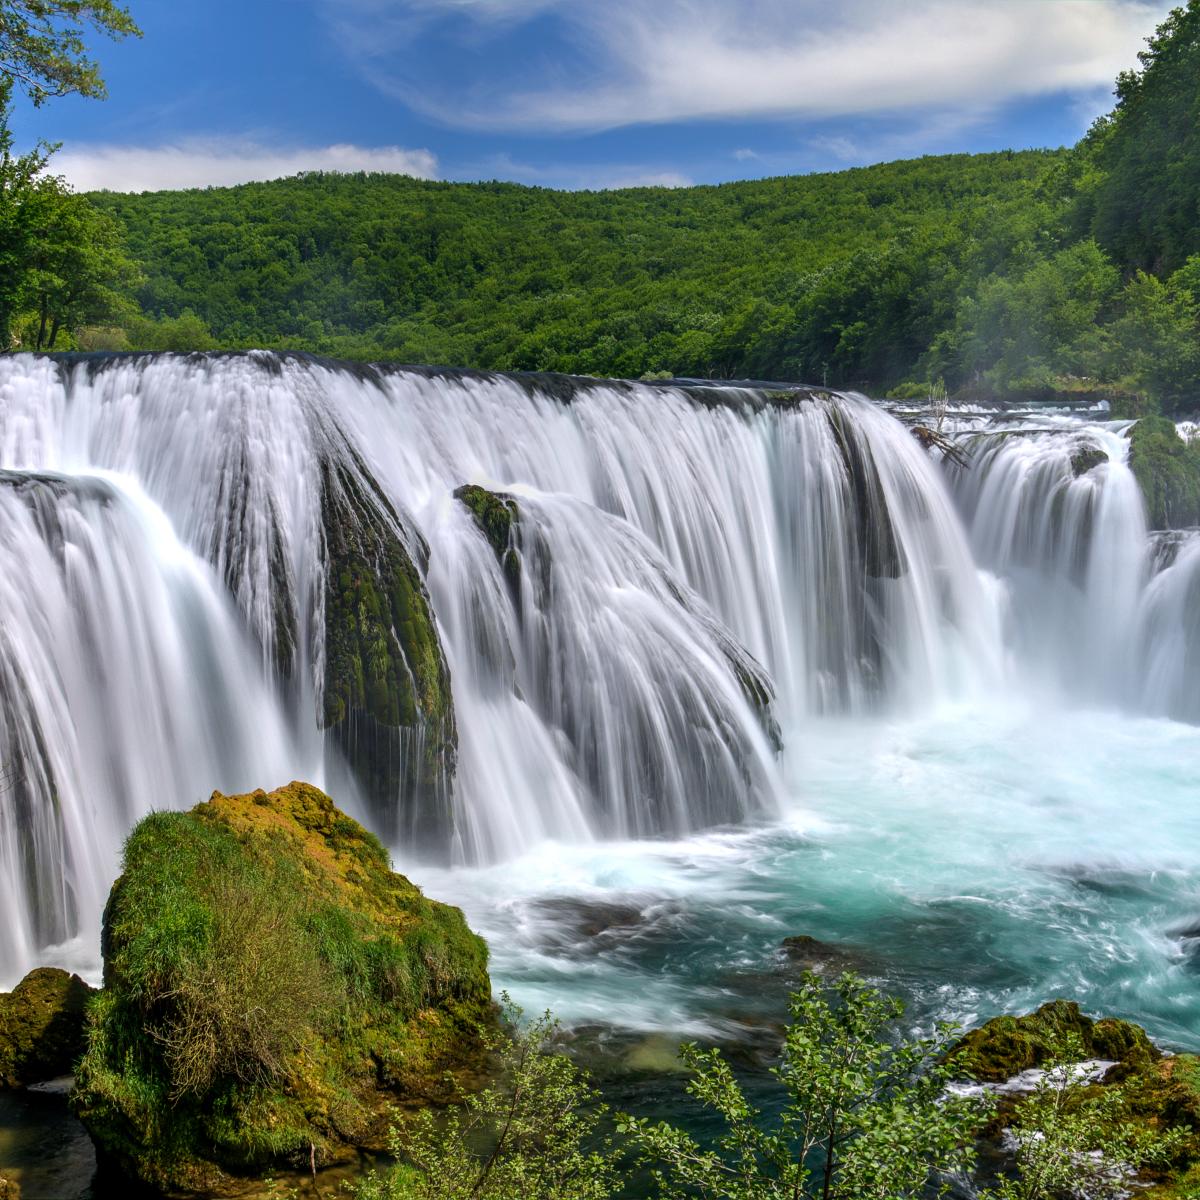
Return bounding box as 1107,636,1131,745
0,968,95,1088
320,460,457,850
72,782,492,1198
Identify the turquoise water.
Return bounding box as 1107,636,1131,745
416,702,1200,1054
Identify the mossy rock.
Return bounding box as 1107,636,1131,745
1070,446,1109,477
0,967,95,1088
72,782,492,1197
950,999,1160,1083
320,459,456,849
1128,416,1200,530
454,484,522,595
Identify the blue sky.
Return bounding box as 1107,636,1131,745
7,0,1174,192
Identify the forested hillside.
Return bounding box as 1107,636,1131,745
64,2,1200,415
89,151,1057,388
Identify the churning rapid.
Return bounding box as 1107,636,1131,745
0,353,1197,1048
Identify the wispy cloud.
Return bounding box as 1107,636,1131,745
54,139,439,192
732,148,759,162
320,0,1167,133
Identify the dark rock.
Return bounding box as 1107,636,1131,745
0,968,95,1088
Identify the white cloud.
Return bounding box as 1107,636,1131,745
54,139,439,193
322,0,1169,133
733,148,759,161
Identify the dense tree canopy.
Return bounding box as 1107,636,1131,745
1081,0,1200,275
90,151,1063,389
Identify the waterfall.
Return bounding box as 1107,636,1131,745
0,353,1193,987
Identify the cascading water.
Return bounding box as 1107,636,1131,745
0,353,1196,1059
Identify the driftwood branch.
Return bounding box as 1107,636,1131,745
910,424,970,469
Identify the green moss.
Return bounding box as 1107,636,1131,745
72,782,492,1196
0,967,95,1088
453,483,522,595
1128,416,1200,529
320,459,456,846
1070,446,1109,477
949,999,1159,1083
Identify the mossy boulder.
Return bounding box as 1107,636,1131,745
1070,445,1109,477
950,999,1160,1083
0,967,95,1087
72,782,492,1197
1128,416,1200,529
454,483,521,595
954,1005,1200,1194
320,459,456,849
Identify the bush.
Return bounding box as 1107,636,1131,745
622,972,985,1200
354,997,620,1200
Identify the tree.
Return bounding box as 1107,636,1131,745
621,972,987,1200
354,998,622,1200
1103,269,1200,412
15,176,140,348
0,0,140,105
0,78,50,346
1082,1,1200,273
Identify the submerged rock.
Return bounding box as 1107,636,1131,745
950,999,1160,1083
0,968,95,1088
72,782,492,1197
778,935,871,976
320,460,457,849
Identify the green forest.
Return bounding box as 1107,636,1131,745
4,3,1200,417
